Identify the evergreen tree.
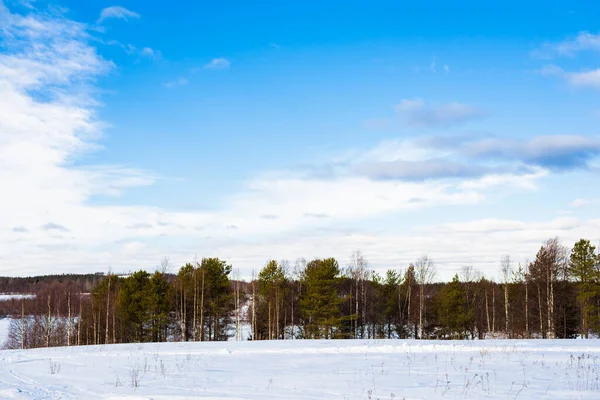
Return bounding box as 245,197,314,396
400,265,417,338
569,239,599,338
382,269,400,339
300,258,343,339
148,271,172,342
174,263,194,341
201,257,233,341
437,274,472,339
90,274,120,344
117,270,151,342
258,260,287,340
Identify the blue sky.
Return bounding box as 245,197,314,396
0,0,599,279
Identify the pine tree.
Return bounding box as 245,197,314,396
117,270,151,342
437,274,472,339
201,257,233,341
569,239,599,338
300,258,343,339
148,271,172,342
382,269,400,339
258,260,287,340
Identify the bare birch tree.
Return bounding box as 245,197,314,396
414,255,435,339
500,255,512,337
348,250,368,339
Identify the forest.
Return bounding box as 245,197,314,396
2,236,599,349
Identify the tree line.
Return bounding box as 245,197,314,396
3,237,600,349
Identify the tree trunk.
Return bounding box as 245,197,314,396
485,288,491,335
193,269,198,341
525,281,529,338
545,267,556,339
105,277,111,344
77,294,82,346
268,300,272,340
235,279,241,341
46,294,52,348
291,296,294,340
21,300,25,350
276,289,280,340
200,267,205,341
504,284,509,338
67,292,71,346
355,274,359,339
112,304,116,344
538,284,544,338
492,287,495,336
252,277,256,340
419,283,424,339
361,275,366,338
179,281,186,341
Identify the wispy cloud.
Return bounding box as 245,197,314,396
42,223,69,232
355,159,493,181
98,6,140,24
10,0,36,9
571,198,592,208
107,41,160,59
163,77,189,88
140,47,159,59
204,57,231,70
363,118,391,130
537,64,564,76
537,64,600,90
426,134,600,172
567,69,600,89
535,31,600,58
394,99,482,128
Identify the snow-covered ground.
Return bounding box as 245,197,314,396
0,340,599,399
0,318,10,348
0,294,35,301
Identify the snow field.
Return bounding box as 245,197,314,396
0,340,599,399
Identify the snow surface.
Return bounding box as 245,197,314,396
0,319,10,348
0,339,600,399
0,294,35,301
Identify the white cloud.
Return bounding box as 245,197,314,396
141,47,157,58
204,57,231,70
537,64,564,76
571,198,592,208
107,41,160,59
394,99,481,127
537,31,600,57
9,0,36,9
567,69,600,89
534,32,600,90
97,6,140,24
163,77,189,88
537,64,600,90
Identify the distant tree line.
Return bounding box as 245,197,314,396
3,237,600,349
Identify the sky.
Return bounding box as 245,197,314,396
0,0,599,280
